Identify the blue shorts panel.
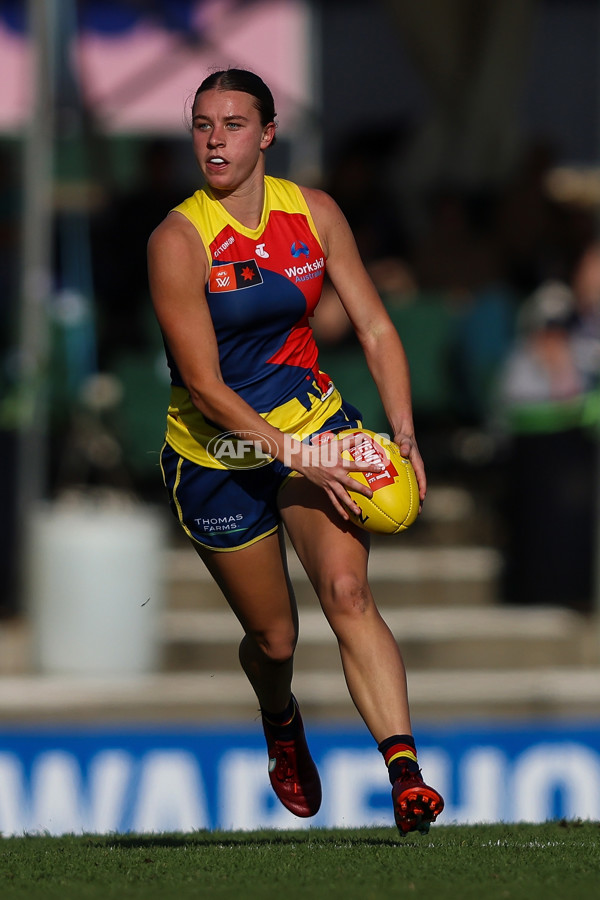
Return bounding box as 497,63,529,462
160,443,288,551
160,399,363,552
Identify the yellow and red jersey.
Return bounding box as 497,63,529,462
164,176,347,467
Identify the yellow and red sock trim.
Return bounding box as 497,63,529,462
263,706,296,729
262,695,297,731
384,744,418,767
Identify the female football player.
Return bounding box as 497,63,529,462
148,68,443,834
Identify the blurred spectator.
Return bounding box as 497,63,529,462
494,278,598,613
0,145,19,355
493,140,560,295
494,139,598,296
0,144,20,616
409,186,518,423
571,240,600,342
410,187,499,297
91,139,184,367
325,125,412,265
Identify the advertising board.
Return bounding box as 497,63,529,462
0,721,598,835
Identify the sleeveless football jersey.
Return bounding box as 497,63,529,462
164,176,349,468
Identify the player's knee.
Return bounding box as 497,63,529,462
320,572,372,621
254,626,297,665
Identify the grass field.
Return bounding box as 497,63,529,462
1,821,598,900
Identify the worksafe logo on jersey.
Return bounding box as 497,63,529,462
206,430,277,469
208,259,263,293
284,256,325,283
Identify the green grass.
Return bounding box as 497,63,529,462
1,822,598,900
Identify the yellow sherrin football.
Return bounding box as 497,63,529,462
337,428,419,534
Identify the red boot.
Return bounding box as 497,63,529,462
262,696,322,818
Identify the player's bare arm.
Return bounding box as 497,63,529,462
301,187,426,501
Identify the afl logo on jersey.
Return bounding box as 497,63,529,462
208,259,263,293
290,241,310,258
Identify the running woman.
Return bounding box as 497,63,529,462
148,68,443,835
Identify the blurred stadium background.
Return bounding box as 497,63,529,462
0,0,600,834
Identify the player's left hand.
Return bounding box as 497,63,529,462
393,432,426,507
